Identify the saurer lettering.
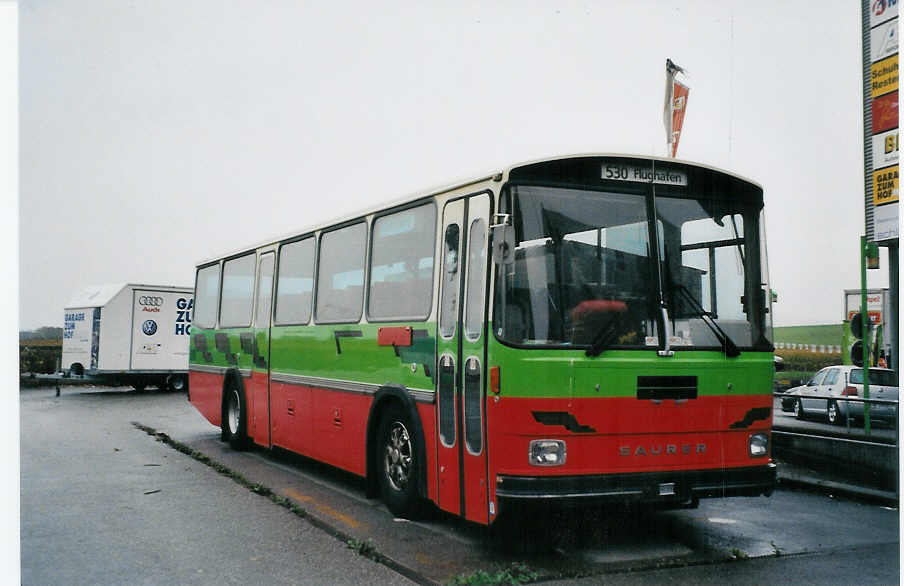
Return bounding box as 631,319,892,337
618,443,706,456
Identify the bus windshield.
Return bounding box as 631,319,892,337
494,165,772,352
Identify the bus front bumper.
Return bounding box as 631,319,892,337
495,463,776,506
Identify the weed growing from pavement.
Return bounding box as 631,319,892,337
730,548,749,560
448,562,539,585
347,538,378,557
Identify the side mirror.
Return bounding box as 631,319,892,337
491,224,515,265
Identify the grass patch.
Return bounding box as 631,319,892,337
774,324,842,347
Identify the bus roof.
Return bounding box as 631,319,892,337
194,153,761,267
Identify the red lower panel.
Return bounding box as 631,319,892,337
189,370,224,427
463,443,488,525
191,374,440,507
305,387,372,477
487,395,773,478
246,371,271,447
436,435,461,516
270,381,312,456
416,403,438,503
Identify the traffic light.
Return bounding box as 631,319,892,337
865,241,880,270
849,312,866,366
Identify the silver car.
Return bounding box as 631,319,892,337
788,365,898,425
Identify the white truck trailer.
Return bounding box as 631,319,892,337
62,283,194,391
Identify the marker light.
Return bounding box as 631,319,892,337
749,433,769,458
529,439,566,466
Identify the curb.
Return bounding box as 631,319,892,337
776,469,898,506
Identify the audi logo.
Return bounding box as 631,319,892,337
139,296,164,306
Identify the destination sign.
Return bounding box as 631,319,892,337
602,164,688,186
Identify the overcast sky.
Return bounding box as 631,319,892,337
18,1,894,330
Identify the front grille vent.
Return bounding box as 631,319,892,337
637,376,697,400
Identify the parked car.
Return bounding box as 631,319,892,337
780,383,806,412
783,365,898,425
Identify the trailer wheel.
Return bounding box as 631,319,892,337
377,404,422,518
132,382,146,392
224,385,249,450
166,374,187,392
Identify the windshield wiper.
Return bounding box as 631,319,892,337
584,314,621,357
672,283,740,358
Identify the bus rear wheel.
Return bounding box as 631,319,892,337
377,405,421,518
224,385,249,450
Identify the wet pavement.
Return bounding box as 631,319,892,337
21,386,901,584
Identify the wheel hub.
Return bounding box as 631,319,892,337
384,421,412,492
228,390,240,434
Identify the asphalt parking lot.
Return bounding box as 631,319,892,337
20,386,901,585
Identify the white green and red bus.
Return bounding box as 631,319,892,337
188,154,776,525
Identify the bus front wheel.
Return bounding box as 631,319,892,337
224,385,249,450
377,404,421,518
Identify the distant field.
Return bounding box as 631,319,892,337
773,324,843,346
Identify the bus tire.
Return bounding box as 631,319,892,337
224,384,249,450
377,404,421,518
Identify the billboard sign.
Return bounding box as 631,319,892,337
863,0,899,242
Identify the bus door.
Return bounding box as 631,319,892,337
436,192,491,523
248,251,275,447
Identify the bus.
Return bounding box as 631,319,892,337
188,154,776,526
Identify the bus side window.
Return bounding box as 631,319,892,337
440,224,461,338
368,203,436,320
275,238,314,325
220,253,256,328
316,223,366,323
194,264,221,329
255,253,275,327
464,218,487,340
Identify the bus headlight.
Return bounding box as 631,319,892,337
749,433,768,457
529,440,566,466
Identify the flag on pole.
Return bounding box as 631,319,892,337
663,59,690,158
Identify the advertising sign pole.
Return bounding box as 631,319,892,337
860,236,871,434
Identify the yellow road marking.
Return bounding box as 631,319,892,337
283,487,364,529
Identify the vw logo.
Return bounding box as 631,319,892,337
139,296,164,306
142,320,158,335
